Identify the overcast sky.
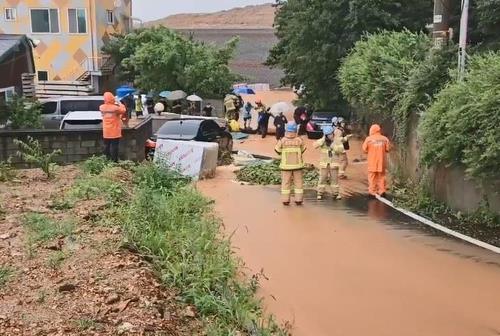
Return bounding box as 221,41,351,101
133,0,273,22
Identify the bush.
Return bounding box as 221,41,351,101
117,163,287,335
82,156,113,175
420,52,500,182
0,95,42,129
339,30,430,138
14,136,62,179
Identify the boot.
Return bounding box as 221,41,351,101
295,201,303,206
283,201,290,206
334,194,342,200
317,194,323,200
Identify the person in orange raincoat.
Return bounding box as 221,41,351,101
100,92,126,162
362,124,391,197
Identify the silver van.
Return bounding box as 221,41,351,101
39,96,104,129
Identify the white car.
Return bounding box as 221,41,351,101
60,111,102,130
40,96,104,129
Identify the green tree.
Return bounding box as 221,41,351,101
339,30,430,123
103,26,239,96
267,0,433,109
0,95,42,129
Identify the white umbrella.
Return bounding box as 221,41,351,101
186,94,203,102
270,102,294,116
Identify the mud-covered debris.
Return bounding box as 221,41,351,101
58,283,77,292
105,294,121,305
183,306,197,318
117,322,135,335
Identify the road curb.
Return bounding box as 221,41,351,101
376,196,500,254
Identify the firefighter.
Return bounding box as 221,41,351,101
314,126,351,200
275,123,306,206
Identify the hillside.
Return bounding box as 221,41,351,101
146,4,275,29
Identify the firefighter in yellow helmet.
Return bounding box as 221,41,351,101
314,126,352,200
275,122,306,206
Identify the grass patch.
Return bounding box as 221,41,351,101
0,158,16,182
74,318,99,331
236,160,318,187
23,213,75,245
0,266,13,287
47,251,68,270
114,163,288,335
69,176,126,205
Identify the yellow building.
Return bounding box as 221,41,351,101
0,0,132,87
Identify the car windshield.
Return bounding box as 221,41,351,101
61,100,103,115
63,120,102,130
157,120,201,140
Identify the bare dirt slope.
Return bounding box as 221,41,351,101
0,167,202,335
147,4,275,29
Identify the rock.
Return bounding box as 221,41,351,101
58,283,77,293
183,306,196,318
105,294,120,305
117,322,135,335
0,233,14,240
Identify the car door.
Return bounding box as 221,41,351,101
40,101,60,129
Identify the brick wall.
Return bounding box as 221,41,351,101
0,118,152,167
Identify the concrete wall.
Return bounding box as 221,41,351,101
0,117,151,167
398,116,500,215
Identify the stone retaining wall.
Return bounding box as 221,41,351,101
0,118,152,167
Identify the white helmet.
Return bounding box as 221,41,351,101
154,102,165,113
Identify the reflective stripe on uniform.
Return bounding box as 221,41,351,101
280,147,304,170
281,189,291,195
294,189,304,194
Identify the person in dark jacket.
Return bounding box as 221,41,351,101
274,111,288,140
257,107,273,138
294,106,308,135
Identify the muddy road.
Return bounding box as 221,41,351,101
198,153,500,335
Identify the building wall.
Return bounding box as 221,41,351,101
0,0,131,81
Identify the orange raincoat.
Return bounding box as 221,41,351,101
362,124,391,196
100,92,126,139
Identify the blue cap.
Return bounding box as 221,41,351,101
286,122,298,133
323,126,335,135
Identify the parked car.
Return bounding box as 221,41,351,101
39,96,104,129
146,118,233,159
307,110,338,139
60,111,102,130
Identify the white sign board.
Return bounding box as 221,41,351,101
433,15,443,23
154,139,204,179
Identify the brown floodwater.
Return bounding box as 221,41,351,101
198,167,500,336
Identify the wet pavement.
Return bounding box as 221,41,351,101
198,168,500,336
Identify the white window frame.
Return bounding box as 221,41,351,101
4,8,17,21
106,10,114,25
68,8,88,34
30,8,60,34
37,70,49,82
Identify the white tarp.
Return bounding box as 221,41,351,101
154,139,219,179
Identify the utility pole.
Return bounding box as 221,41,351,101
458,0,470,80
432,0,452,48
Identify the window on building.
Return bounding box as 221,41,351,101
4,8,17,21
68,8,87,33
31,9,59,33
106,10,114,24
37,71,49,81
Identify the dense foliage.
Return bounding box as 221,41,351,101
267,0,433,109
420,52,500,182
392,46,456,144
0,95,42,129
102,26,239,96
339,30,430,137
